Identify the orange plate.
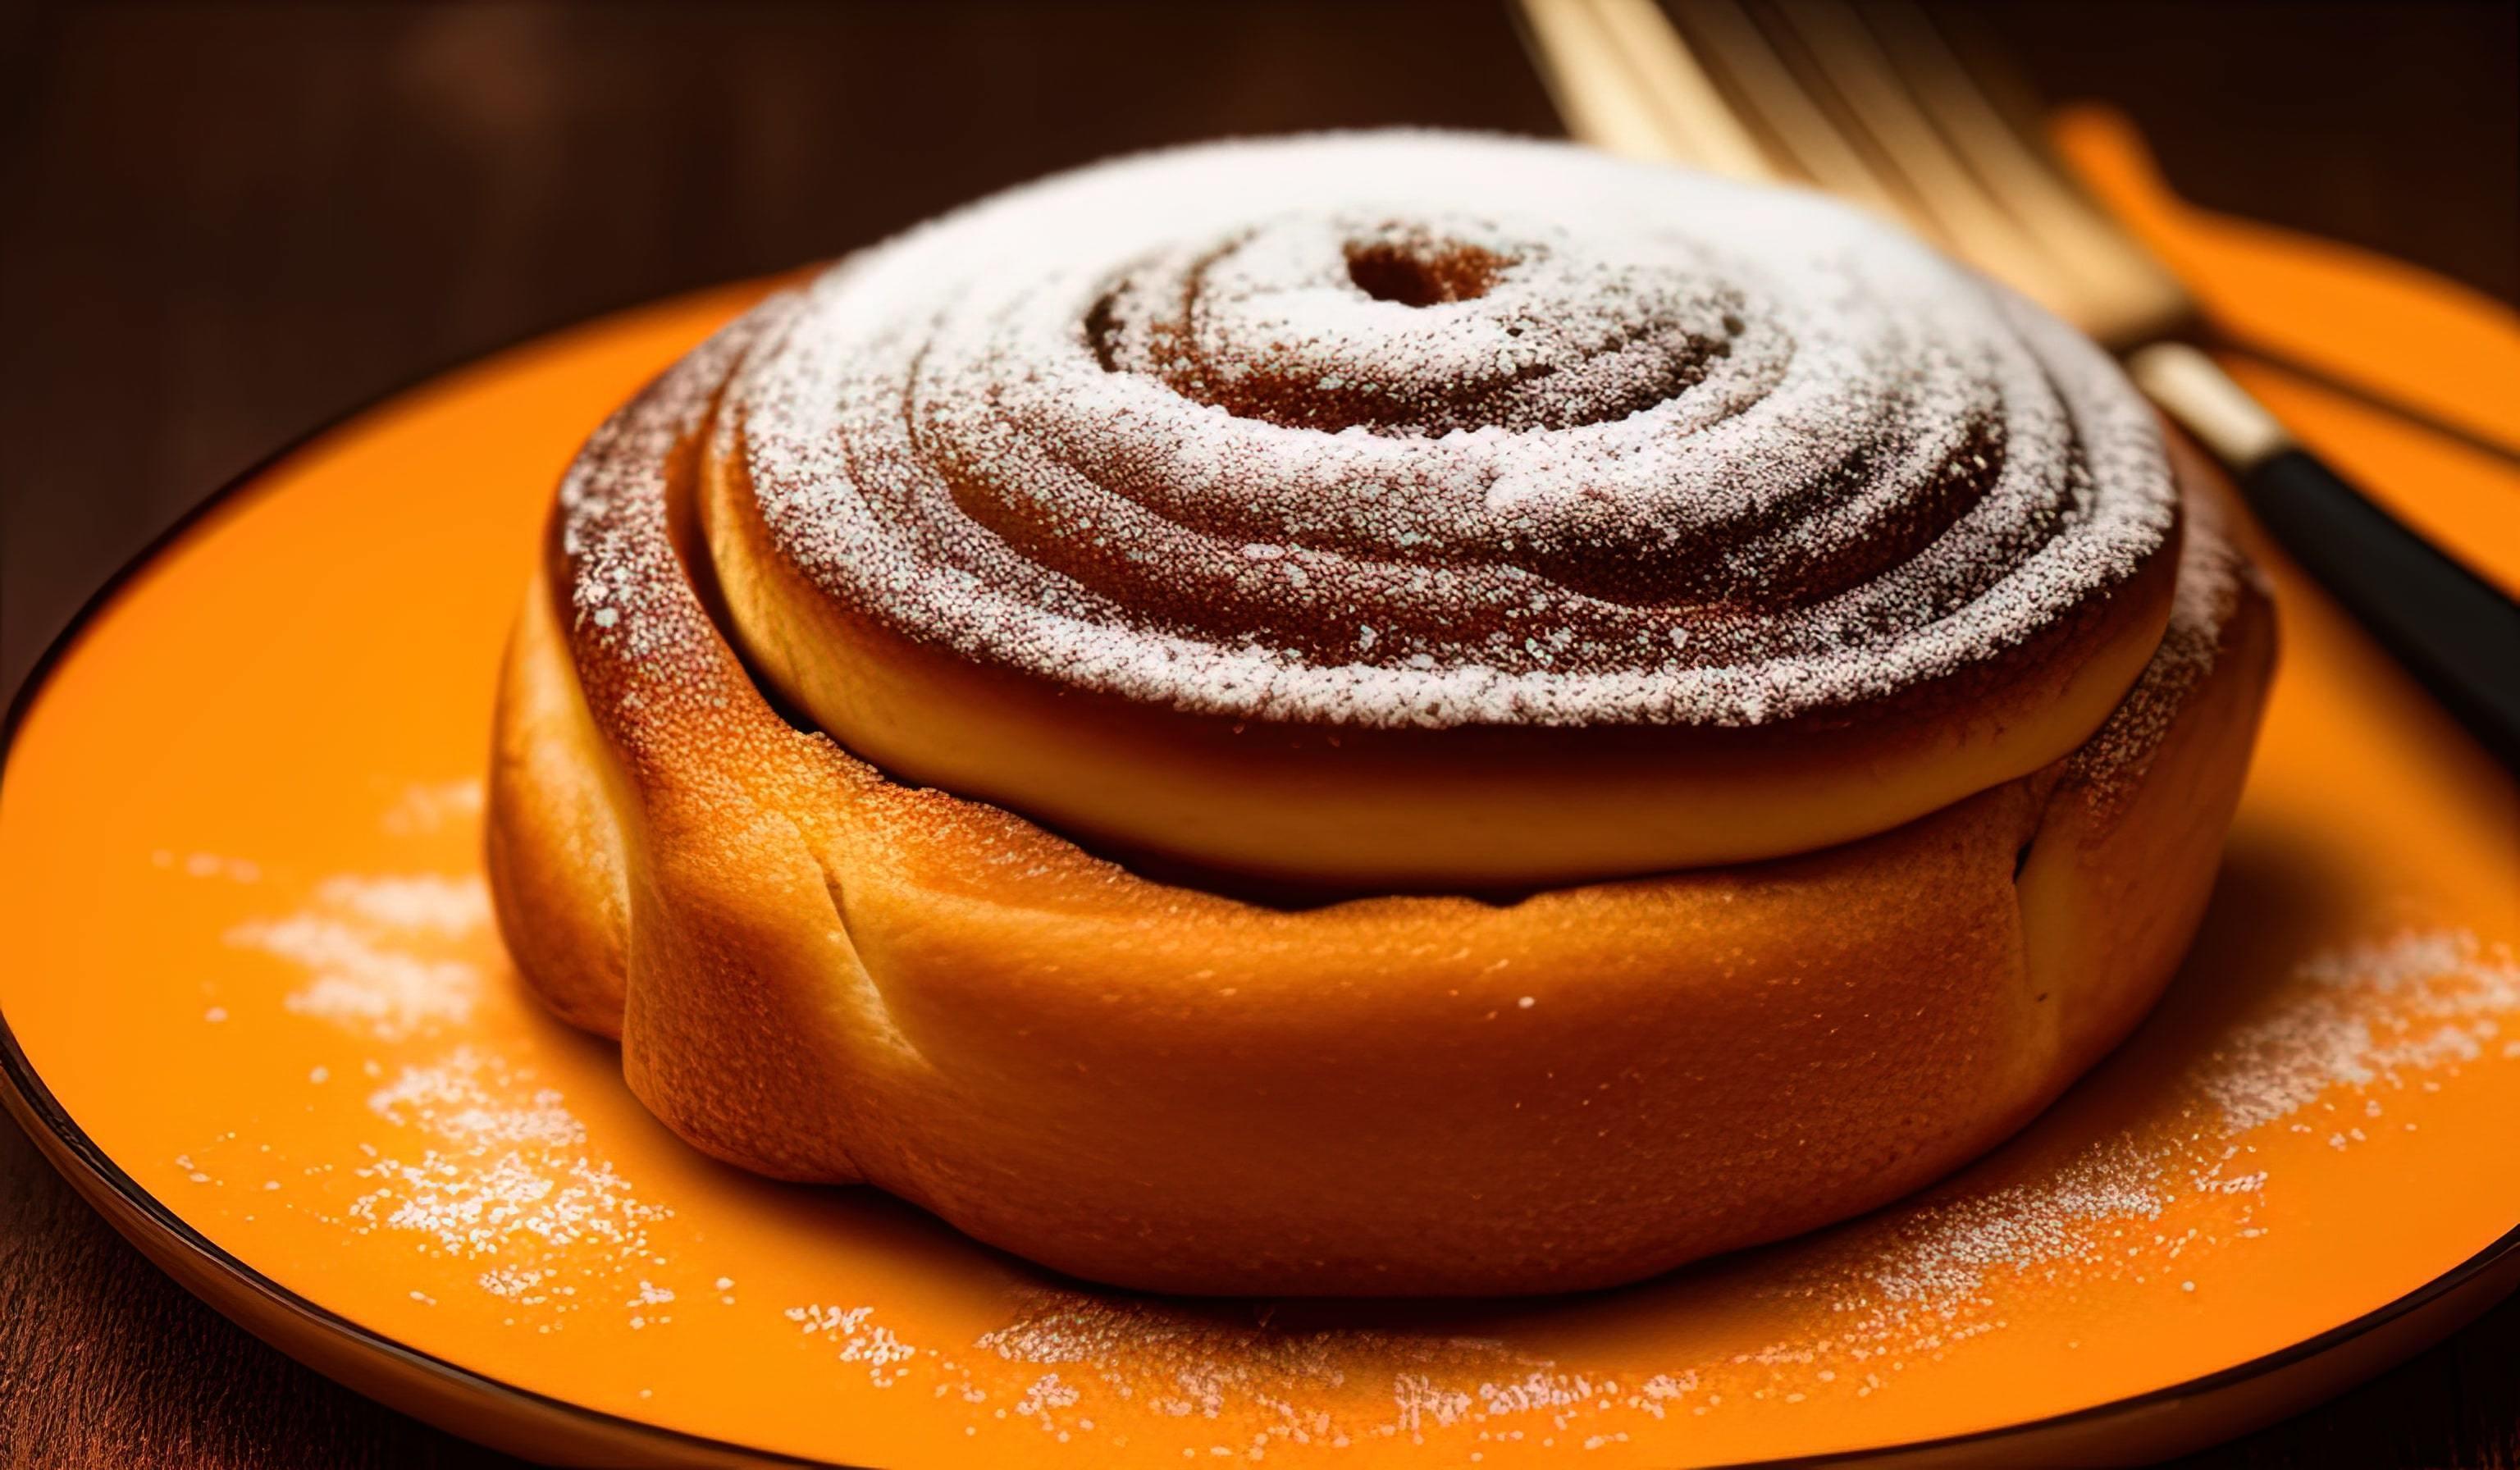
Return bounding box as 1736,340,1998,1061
7,247,2520,1468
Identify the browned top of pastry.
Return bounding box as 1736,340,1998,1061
612,133,2179,735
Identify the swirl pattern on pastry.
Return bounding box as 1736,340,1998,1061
591,134,2184,885
724,135,2171,728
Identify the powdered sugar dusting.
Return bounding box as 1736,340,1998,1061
345,1047,665,1275
183,783,683,1331
789,1302,922,1387
313,873,491,936
2205,929,2520,1130
2066,484,2262,812
229,873,488,1041
568,132,2175,733
381,778,486,836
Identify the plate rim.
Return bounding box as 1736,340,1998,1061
2,288,2515,1470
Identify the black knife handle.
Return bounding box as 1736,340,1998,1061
2240,446,2520,771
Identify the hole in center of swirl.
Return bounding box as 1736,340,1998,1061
1344,235,1511,307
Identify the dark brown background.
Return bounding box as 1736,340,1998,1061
2,2,2514,1466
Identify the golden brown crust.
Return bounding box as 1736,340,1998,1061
705,429,2182,889
486,437,2271,1295
486,135,2267,1292
483,575,631,1039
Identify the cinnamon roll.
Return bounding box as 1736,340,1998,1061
487,134,2272,1295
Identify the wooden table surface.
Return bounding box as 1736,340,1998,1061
2,3,2513,1465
